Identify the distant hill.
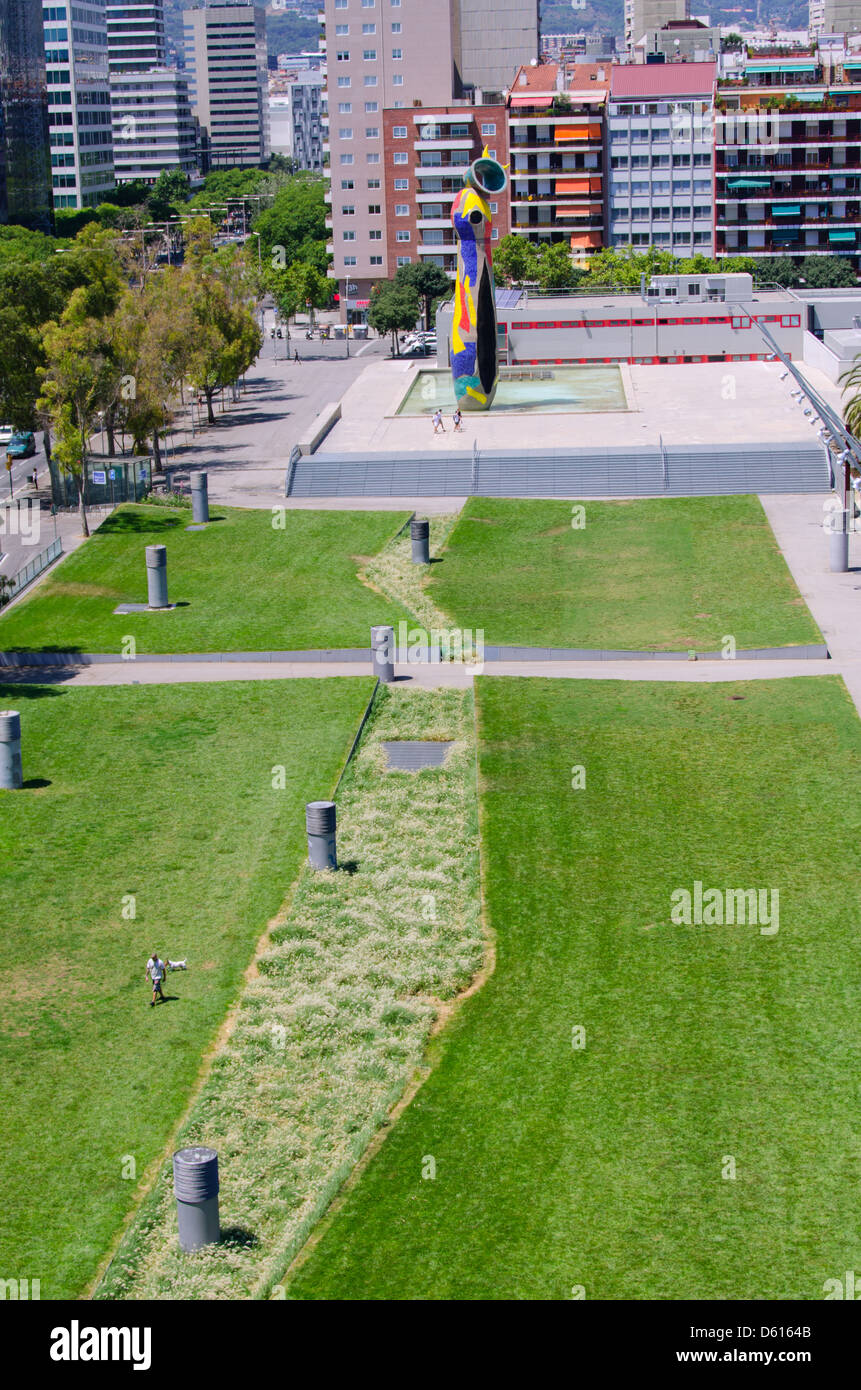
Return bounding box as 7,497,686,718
539,0,810,40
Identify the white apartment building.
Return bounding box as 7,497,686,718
110,67,197,182
607,60,716,257
183,3,270,169
105,1,166,72
43,0,115,209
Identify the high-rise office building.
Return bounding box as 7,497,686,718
183,3,269,169
43,1,115,210
624,0,688,54
105,2,166,73
0,0,53,231
322,0,537,314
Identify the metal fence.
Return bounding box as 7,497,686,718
5,537,63,599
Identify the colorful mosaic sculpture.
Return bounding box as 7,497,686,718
450,151,508,411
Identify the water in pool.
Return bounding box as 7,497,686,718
397,366,629,416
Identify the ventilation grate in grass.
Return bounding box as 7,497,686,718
382,740,453,772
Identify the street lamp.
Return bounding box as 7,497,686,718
251,230,262,271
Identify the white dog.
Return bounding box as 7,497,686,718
168,958,188,971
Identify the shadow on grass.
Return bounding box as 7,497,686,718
22,777,51,789
219,1227,260,1250
99,511,186,535
0,680,69,695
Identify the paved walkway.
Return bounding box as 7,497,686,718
759,493,860,712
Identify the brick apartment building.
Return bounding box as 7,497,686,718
382,102,509,280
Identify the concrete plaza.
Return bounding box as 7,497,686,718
320,356,841,458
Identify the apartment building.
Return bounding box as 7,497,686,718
624,0,688,54
716,54,861,272
810,0,861,36
44,1,115,210
507,61,609,263
291,68,324,170
323,0,458,307
451,0,538,93
607,61,716,257
110,66,196,182
322,0,538,312
1,0,53,231
382,102,508,280
105,1,166,72
183,2,269,169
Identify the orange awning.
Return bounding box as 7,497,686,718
570,231,601,248
554,123,602,141
555,177,601,195
556,203,603,218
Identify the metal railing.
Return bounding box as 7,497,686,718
5,537,63,599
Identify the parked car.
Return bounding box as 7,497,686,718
6,431,36,459
0,425,14,447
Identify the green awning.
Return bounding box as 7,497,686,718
829,230,856,242
772,204,801,216
744,62,817,73
726,178,770,190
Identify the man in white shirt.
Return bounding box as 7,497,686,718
146,952,166,1007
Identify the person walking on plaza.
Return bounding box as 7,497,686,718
433,409,445,434
452,408,463,433
294,349,301,364
146,951,166,1007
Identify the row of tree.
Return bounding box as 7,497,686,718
0,221,261,535
492,237,859,292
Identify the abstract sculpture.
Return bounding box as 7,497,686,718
450,150,508,411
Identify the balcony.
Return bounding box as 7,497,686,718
414,163,469,179
417,240,457,253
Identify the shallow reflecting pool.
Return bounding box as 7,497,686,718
396,365,629,416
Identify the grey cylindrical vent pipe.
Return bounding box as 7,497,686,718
410,517,430,565
190,471,210,524
146,544,169,608
306,800,337,870
829,511,850,573
371,624,395,683
173,1146,220,1252
0,711,23,790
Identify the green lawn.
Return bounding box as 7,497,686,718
289,676,861,1301
0,676,373,1299
0,505,410,654
427,496,821,651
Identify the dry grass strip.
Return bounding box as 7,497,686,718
95,684,482,1300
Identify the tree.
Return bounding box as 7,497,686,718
251,175,327,267
799,255,857,289
533,240,582,291
839,354,861,438
147,169,191,222
394,261,451,331
38,298,122,535
367,280,421,355
182,252,262,423
755,256,801,288
492,234,538,287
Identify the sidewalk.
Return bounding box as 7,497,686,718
759,493,861,713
